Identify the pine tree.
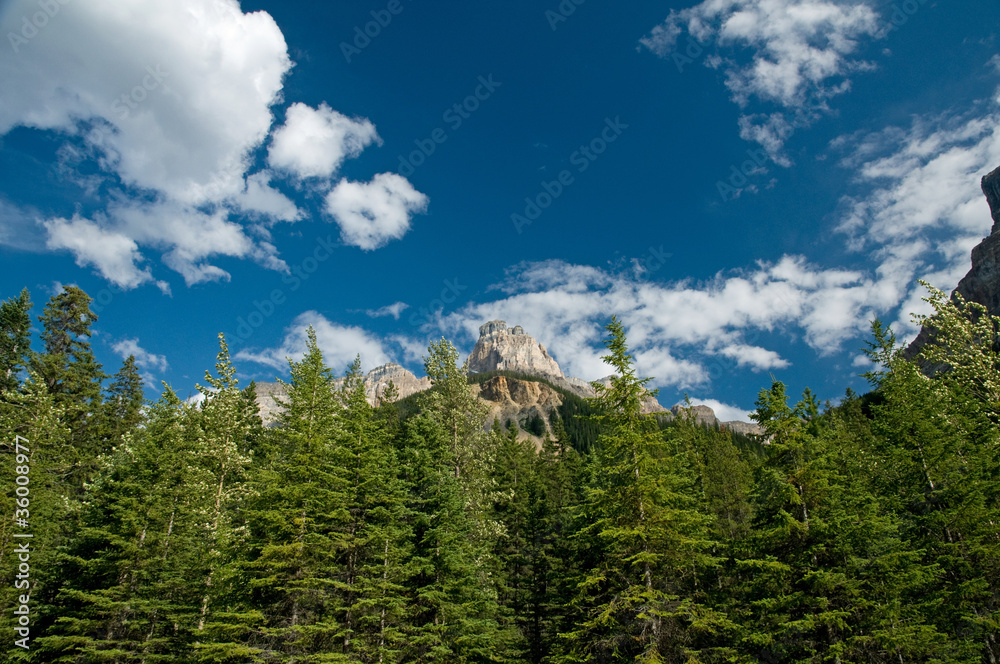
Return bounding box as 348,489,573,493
560,317,719,663
31,286,106,491
0,373,71,662
0,288,32,394
332,356,413,663
36,386,214,662
400,339,512,662
97,355,146,451
190,334,262,662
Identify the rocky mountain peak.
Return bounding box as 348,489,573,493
468,320,563,378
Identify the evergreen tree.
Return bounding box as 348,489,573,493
332,356,413,662
190,334,262,662
97,355,145,451
560,317,720,663
36,386,214,662
0,288,32,394
0,372,71,662
31,286,106,491
399,339,512,662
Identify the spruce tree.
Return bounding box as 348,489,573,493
0,288,32,394
31,286,106,491
560,317,719,663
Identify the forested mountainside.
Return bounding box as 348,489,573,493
1,282,999,663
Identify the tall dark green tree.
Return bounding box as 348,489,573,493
400,339,512,662
31,286,106,490
0,288,32,394
560,317,720,663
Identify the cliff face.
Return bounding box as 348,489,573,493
907,165,1000,358
254,363,430,425
467,320,564,378
472,375,565,448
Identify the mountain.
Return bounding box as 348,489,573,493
253,363,430,425
467,320,564,378
907,164,1000,359
252,319,762,436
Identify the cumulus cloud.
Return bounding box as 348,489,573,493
236,311,393,375
428,257,877,391
687,398,754,423
268,103,381,180
642,0,882,160
44,215,154,289
325,173,429,250
0,0,422,290
112,338,170,373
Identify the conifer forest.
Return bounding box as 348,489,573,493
1,282,999,663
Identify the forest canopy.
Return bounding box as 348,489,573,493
0,284,998,663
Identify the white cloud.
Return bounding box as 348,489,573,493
366,302,410,320
268,103,380,180
44,215,153,289
236,311,393,375
325,173,429,250
832,91,1000,339
108,200,287,285
719,344,790,370
687,398,753,423
0,0,410,291
0,0,291,206
430,257,879,390
231,172,301,222
112,337,170,373
0,0,297,287
642,0,882,159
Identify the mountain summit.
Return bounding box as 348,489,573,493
467,320,564,378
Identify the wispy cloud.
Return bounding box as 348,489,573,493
641,0,882,163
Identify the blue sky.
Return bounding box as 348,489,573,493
2,0,999,421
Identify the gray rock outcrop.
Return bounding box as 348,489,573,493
467,320,564,378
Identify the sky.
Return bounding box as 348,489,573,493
1,0,999,422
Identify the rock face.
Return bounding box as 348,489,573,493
908,166,1000,358
467,320,564,378
250,322,762,435
668,403,764,436
348,363,431,405
255,382,290,425
254,363,430,425
473,375,565,447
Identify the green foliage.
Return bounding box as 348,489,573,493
0,288,32,394
2,285,999,663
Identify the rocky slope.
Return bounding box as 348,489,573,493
907,165,1000,359
252,319,761,436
